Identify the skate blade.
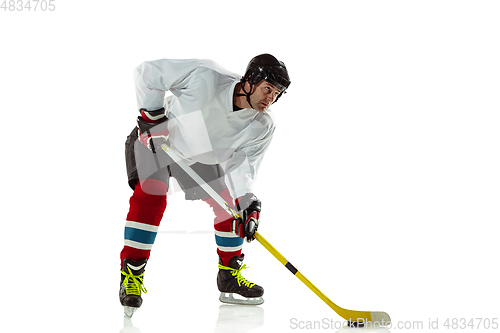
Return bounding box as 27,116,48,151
219,292,264,305
124,306,138,318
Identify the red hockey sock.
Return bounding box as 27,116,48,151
120,179,167,265
203,188,243,266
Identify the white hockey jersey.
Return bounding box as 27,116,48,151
133,59,276,199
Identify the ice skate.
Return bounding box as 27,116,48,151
217,254,264,305
120,259,148,317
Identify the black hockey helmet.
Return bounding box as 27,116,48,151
239,54,291,107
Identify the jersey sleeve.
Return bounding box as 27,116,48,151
133,59,201,111
224,114,276,199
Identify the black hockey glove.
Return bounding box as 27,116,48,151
137,108,169,153
232,193,261,242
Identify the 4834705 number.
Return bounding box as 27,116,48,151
1,0,55,11
443,318,499,330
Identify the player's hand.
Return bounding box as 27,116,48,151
232,193,261,242
137,108,169,152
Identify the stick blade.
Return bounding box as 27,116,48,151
370,311,391,325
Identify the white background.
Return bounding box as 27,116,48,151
1,1,499,332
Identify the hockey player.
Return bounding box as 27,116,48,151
119,54,291,317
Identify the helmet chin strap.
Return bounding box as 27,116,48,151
236,81,255,110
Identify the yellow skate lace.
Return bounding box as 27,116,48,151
218,263,256,288
121,267,147,295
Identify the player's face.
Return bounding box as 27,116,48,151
250,80,282,112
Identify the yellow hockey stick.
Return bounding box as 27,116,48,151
254,231,390,325
159,143,390,325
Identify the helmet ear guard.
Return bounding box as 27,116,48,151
247,69,265,86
